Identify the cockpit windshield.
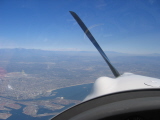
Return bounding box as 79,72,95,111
0,0,160,120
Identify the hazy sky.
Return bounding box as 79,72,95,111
0,0,160,54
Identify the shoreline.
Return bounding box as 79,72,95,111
46,82,94,93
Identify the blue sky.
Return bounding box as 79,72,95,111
0,0,160,54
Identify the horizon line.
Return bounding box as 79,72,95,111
0,48,159,55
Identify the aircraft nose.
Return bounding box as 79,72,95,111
144,80,160,87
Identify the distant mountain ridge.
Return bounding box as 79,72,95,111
0,48,159,56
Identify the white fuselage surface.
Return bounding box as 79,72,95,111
84,73,160,101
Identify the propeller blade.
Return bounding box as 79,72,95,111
70,11,120,78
